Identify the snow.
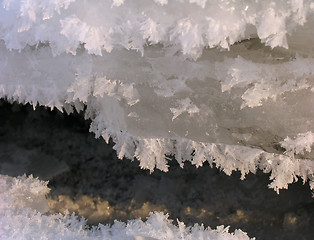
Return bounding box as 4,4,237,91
0,174,254,240
0,174,49,213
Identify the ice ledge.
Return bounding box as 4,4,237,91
1,40,314,192
1,0,314,193
2,88,313,193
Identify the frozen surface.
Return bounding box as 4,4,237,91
1,1,314,190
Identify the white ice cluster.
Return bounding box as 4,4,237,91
0,174,254,240
280,131,314,155
1,0,314,192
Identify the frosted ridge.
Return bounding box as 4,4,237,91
1,0,314,59
0,174,254,240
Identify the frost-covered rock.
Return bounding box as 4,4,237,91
0,0,314,192
0,174,254,240
0,174,49,213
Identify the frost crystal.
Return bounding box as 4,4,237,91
0,0,314,193
0,174,255,240
280,131,314,155
0,174,49,213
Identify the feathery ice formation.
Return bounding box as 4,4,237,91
0,0,314,192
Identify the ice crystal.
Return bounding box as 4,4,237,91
0,0,314,193
0,174,255,240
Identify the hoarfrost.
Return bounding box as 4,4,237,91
0,174,49,213
1,0,314,193
0,174,255,240
170,98,200,121
280,131,314,155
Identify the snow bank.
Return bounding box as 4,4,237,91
0,0,314,192
0,174,254,240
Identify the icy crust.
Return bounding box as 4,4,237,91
1,0,314,59
0,174,254,240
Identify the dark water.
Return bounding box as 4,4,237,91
0,100,313,240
